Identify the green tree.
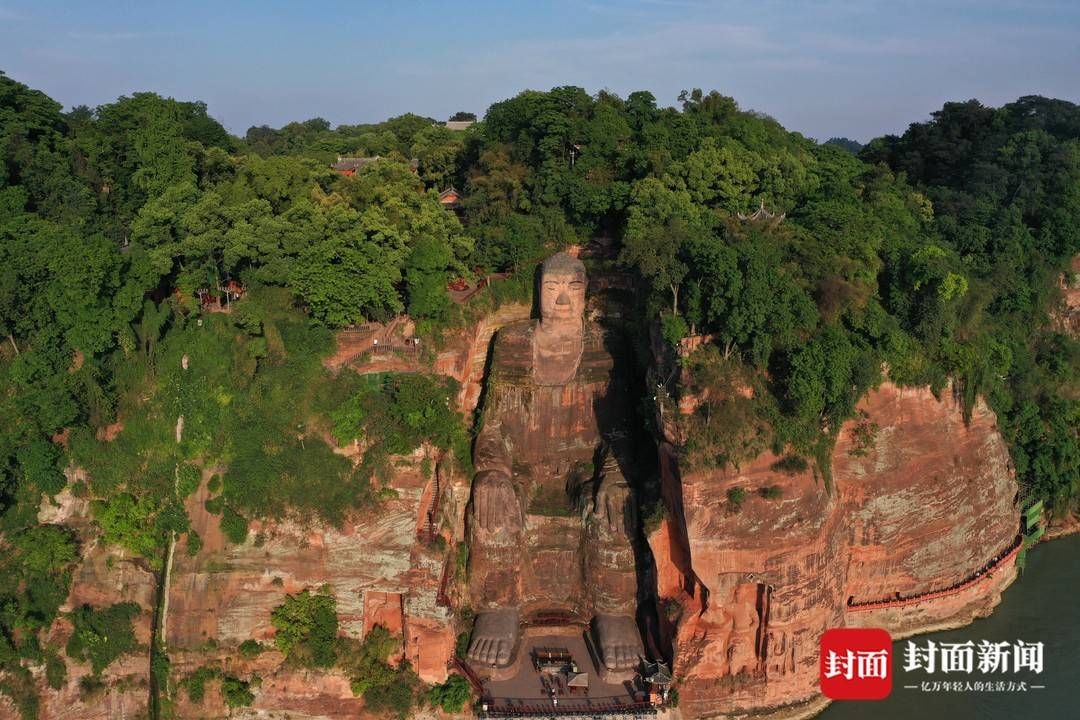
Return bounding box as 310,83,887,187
271,590,339,668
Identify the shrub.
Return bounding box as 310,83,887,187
454,630,471,659
221,675,255,708
849,411,880,457
184,666,216,703
185,531,202,556
428,674,471,713
17,440,66,496
238,639,264,657
726,487,746,511
361,663,418,718
661,313,689,347
65,602,140,674
177,463,201,497
151,644,170,689
758,485,784,500
92,493,162,559
455,542,469,579
220,506,248,544
271,590,338,668
340,625,417,716
45,651,66,690
183,665,253,707
78,675,105,702
769,454,809,475
642,501,666,534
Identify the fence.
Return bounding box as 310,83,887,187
340,340,421,366
480,697,656,717
846,533,1023,613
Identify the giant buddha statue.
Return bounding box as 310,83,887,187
465,252,644,673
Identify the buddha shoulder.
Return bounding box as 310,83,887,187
488,320,613,383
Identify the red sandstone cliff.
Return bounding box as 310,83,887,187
161,450,458,719
14,306,531,720
32,484,157,720
650,382,1021,719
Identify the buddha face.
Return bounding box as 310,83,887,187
539,268,586,325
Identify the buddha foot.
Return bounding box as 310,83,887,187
466,608,520,668
592,614,643,671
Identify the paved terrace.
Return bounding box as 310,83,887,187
477,632,653,716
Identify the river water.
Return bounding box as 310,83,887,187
821,533,1080,720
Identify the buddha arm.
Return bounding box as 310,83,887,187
473,416,511,478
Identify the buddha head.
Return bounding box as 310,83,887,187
539,252,587,329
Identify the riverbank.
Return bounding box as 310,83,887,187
1044,509,1080,541
820,530,1080,719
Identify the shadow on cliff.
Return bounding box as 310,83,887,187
592,316,665,663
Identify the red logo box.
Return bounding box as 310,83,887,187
819,628,893,700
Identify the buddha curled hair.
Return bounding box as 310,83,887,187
541,252,586,277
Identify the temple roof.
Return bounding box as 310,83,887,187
331,155,381,171
644,660,673,685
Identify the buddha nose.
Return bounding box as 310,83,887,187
556,291,570,306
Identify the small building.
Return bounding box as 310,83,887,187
332,156,420,176
331,155,381,176
643,660,673,704
438,186,462,209
444,120,475,131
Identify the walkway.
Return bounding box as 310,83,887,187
846,533,1023,613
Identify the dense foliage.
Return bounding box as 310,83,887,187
339,624,421,718
64,602,140,675
271,589,339,668
269,590,422,717
862,97,1080,505
183,665,255,708
427,673,472,713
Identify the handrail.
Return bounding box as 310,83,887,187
480,697,656,717
846,534,1023,613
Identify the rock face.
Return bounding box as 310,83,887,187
650,382,1021,718
34,486,157,720
165,454,456,719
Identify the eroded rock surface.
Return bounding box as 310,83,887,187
651,382,1021,718
166,455,455,718
34,486,156,720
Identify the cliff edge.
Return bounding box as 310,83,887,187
650,381,1021,719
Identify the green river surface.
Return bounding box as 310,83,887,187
820,532,1080,719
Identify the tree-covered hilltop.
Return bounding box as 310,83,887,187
860,96,1080,507
1,69,1078,715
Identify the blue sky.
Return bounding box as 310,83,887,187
2,0,1078,142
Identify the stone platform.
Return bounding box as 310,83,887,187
477,629,648,715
